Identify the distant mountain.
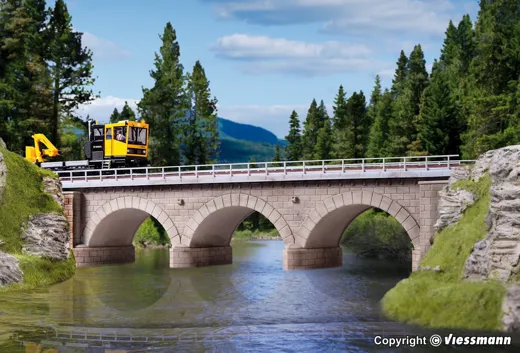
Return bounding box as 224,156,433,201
67,116,287,164
217,118,278,145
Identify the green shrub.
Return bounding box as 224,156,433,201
341,209,412,262
133,217,170,248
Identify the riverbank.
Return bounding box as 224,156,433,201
381,172,507,330
232,229,281,241
0,146,76,292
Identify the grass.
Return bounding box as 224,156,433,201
0,148,62,254
381,173,507,330
0,252,76,293
0,147,76,292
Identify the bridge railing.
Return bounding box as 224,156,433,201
55,154,476,183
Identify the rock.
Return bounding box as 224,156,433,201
0,151,6,204
434,187,475,233
43,176,64,209
0,251,23,286
0,137,6,150
470,149,495,182
502,285,520,332
21,213,70,261
463,145,520,283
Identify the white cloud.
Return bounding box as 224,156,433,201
204,0,467,37
82,32,131,60
212,34,382,75
75,96,309,138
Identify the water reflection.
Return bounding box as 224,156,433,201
0,241,519,352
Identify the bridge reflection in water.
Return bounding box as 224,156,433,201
2,244,520,353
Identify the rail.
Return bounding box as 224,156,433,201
55,155,475,184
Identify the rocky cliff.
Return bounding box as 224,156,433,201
0,144,73,288
434,145,520,331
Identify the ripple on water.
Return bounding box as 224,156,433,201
0,242,520,352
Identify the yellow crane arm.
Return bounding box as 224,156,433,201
25,134,60,163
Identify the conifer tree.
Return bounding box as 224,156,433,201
367,75,382,126
331,85,348,158
119,101,136,121
284,110,302,161
46,0,97,145
184,60,219,165
109,108,120,123
301,99,320,159
367,89,393,157
138,22,185,166
388,45,429,156
272,142,283,166
314,117,332,160
391,50,409,99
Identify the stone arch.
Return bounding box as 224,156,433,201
179,193,294,247
296,191,420,249
83,196,179,247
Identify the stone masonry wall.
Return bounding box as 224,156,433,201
73,246,135,267
418,181,448,258
78,179,422,239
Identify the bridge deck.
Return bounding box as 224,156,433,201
56,155,474,189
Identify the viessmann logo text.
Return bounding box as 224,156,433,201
374,334,512,347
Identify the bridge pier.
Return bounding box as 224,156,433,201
169,246,232,268
283,247,342,270
72,245,135,267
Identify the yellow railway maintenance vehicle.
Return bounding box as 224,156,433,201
26,119,150,170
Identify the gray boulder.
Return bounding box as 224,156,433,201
43,176,64,209
0,251,23,286
463,145,520,282
502,285,520,332
21,213,70,261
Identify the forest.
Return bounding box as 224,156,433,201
1,1,519,257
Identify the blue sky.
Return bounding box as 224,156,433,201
70,0,479,138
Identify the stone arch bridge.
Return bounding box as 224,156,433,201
59,156,466,271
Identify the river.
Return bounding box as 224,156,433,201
0,240,519,352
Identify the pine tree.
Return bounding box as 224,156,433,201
184,60,219,165
331,85,349,158
461,0,520,158
314,117,332,160
317,99,329,129
0,0,53,151
367,75,382,126
301,99,320,159
350,91,369,158
272,142,283,166
46,0,96,146
367,89,393,157
109,108,120,123
119,101,136,121
416,66,460,155
439,20,460,66
388,45,429,156
391,50,409,99
138,22,186,166
284,110,301,161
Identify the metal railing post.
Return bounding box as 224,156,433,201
212,164,215,177
322,160,325,173
447,155,451,169
362,159,365,172
303,161,306,174
248,162,250,176
230,164,233,177
403,157,406,171
382,158,385,172
284,162,287,174
425,156,429,171
341,160,345,173
195,165,198,178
